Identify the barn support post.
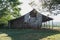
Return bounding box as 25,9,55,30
45,22,47,28
46,21,47,28
41,23,43,29
47,21,48,28
52,20,53,29
42,23,43,28
8,21,11,29
49,21,50,29
43,23,44,28
44,22,46,28
39,24,42,29
44,22,45,27
45,22,46,28
44,22,45,28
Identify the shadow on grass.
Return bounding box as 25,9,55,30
0,28,60,40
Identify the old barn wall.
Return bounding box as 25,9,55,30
24,13,42,28
9,16,24,28
8,13,42,29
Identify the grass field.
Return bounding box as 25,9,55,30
0,29,60,40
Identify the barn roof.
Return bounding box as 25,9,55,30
9,9,53,22
29,9,53,22
42,15,53,22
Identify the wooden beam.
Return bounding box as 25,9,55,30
8,21,10,29
46,21,47,28
52,20,53,29
49,21,50,29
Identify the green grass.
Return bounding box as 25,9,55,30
0,29,60,40
41,34,60,40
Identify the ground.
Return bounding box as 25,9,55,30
0,28,60,40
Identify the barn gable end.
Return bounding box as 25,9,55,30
8,9,53,29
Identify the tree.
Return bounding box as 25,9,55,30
0,0,21,17
0,0,21,26
29,0,60,15
42,0,60,15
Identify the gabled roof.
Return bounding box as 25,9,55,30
29,9,53,22
9,9,53,23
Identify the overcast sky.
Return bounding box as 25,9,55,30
19,0,60,22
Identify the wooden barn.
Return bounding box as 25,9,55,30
8,9,53,29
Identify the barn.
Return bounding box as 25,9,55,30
8,9,53,29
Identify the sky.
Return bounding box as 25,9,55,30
19,0,60,22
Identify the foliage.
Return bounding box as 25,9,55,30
0,0,21,17
52,0,60,4
0,0,21,27
42,0,60,11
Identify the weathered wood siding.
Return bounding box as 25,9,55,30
9,16,24,28
8,13,42,29
24,13,42,28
